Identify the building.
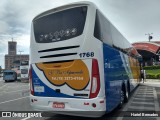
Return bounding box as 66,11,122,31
5,41,29,69
132,41,160,66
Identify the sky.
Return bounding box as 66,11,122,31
0,0,160,68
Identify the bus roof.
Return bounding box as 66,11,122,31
33,1,96,21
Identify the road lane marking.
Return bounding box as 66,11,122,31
131,101,154,105
0,96,29,105
133,97,153,101
0,83,29,90
5,84,29,88
129,86,155,111
0,89,29,95
153,87,160,111
128,106,155,111
116,85,140,120
0,83,29,91
0,84,8,89
21,112,42,120
154,88,160,120
21,116,31,120
117,85,159,120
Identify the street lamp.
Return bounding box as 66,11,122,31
145,33,153,42
18,50,23,55
18,50,23,68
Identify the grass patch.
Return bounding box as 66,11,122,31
145,69,160,79
146,69,160,75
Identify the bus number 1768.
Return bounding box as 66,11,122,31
79,52,94,58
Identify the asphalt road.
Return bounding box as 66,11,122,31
0,78,160,120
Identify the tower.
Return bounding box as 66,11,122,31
8,41,17,55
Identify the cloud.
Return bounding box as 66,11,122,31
16,34,30,54
0,21,10,33
0,0,99,35
99,0,160,43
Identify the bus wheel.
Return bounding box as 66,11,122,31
5,80,8,82
118,89,124,108
124,88,129,103
124,82,130,103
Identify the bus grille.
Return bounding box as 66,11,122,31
38,45,80,53
38,45,80,60
40,53,77,58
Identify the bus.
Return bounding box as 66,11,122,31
20,61,29,81
29,1,141,117
3,70,17,82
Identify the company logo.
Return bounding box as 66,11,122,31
39,28,77,42
36,60,90,90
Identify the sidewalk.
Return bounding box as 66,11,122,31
140,79,160,87
140,79,160,113
146,79,160,82
118,81,160,120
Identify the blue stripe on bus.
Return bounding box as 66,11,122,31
32,68,77,98
103,43,129,112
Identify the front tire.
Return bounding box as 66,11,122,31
124,88,129,103
124,82,130,103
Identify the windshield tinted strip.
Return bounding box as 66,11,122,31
38,45,80,53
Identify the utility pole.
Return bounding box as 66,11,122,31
145,33,153,42
18,50,23,65
0,66,2,77
18,51,23,55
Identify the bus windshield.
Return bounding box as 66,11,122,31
4,72,13,75
21,69,28,74
21,61,29,66
33,6,87,43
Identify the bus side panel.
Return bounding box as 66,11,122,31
128,57,140,91
122,54,140,92
103,43,127,112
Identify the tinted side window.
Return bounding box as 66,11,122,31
94,10,112,46
94,11,101,40
21,61,29,66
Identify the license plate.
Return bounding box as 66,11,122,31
34,86,44,92
53,102,65,109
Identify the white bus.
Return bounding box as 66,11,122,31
30,1,141,117
20,61,29,81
